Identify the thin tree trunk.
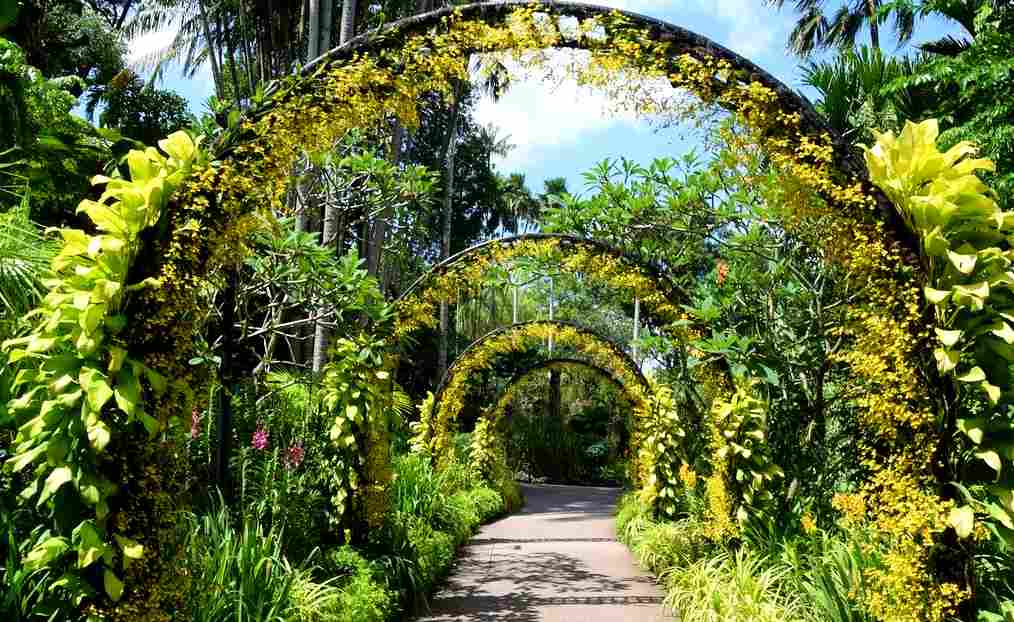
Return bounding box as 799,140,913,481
368,123,404,283
238,0,257,91
437,85,462,381
337,0,353,47
307,0,321,58
312,184,338,373
866,0,880,48
320,0,334,52
198,0,224,97
225,29,241,104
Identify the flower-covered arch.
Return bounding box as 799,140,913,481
490,355,645,423
5,0,963,614
420,320,652,461
393,233,689,340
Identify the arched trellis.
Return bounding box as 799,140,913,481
8,0,955,611
424,320,654,460
246,0,916,255
392,233,690,341
498,356,646,414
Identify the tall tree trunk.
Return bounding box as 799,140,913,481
198,0,225,97
225,28,241,104
437,85,462,382
320,0,334,52
238,0,257,91
865,0,880,48
338,0,354,46
368,123,404,283
312,184,338,372
307,0,321,59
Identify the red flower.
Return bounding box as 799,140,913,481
284,441,305,469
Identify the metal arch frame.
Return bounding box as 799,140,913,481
236,0,915,256
395,233,687,331
431,319,649,419
493,356,643,419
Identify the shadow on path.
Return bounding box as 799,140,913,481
411,484,675,622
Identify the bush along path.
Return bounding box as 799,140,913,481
412,483,675,622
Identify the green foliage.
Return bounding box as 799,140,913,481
97,70,191,147
661,550,807,622
318,547,393,622
0,195,55,341
887,0,1014,206
864,119,1014,546
802,46,925,145
182,500,345,622
781,535,875,622
711,384,784,526
1,132,202,604
319,335,392,533
0,37,115,224
640,386,689,518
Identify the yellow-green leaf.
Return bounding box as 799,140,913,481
957,366,987,382
935,328,963,347
104,569,124,601
934,348,959,374
949,505,975,538
947,249,978,274
977,450,1002,475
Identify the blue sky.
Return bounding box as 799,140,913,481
134,0,959,195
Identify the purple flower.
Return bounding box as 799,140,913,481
284,441,305,470
251,425,269,451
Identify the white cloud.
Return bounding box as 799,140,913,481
472,1,796,176
127,29,177,67
473,51,677,173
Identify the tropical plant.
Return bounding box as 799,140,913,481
763,0,916,55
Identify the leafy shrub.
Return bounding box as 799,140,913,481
633,520,714,575
469,487,505,522
781,535,874,622
405,517,456,593
315,547,393,622
616,492,653,544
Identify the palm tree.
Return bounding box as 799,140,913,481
764,0,916,55
801,45,925,143
0,193,54,340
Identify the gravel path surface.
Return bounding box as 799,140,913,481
411,483,676,622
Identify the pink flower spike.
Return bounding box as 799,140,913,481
252,425,269,451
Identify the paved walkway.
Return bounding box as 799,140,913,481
412,484,676,622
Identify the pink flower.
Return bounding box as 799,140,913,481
284,441,305,470
190,409,201,440
252,425,269,451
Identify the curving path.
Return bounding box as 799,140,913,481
412,483,676,622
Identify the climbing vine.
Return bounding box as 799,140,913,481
2,133,202,606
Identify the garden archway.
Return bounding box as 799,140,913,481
422,319,655,460
394,233,689,340
7,1,959,611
